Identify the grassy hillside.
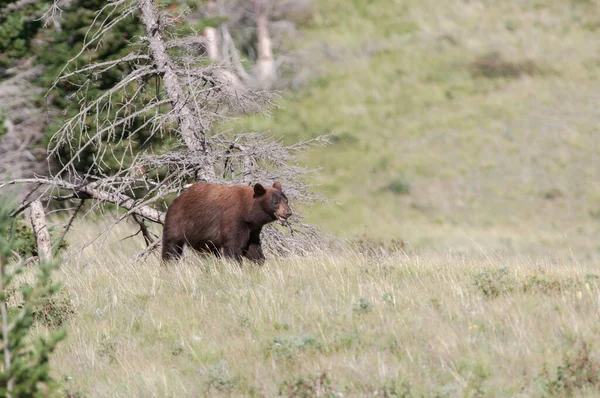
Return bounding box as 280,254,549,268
27,223,600,397
229,0,600,259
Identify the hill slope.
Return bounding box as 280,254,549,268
230,0,600,260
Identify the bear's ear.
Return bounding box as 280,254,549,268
272,181,282,191
254,183,266,197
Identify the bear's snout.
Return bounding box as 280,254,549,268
276,204,292,222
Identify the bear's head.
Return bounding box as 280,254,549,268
253,181,292,224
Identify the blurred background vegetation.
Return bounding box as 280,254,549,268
230,0,600,260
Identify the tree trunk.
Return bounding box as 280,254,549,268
254,0,275,89
220,25,251,84
202,0,221,63
202,27,221,63
28,199,51,261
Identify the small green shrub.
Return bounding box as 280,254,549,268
351,234,405,255
204,362,239,394
376,379,413,397
170,341,184,356
31,292,75,328
382,292,396,306
3,217,36,259
538,343,600,396
473,267,516,298
384,178,410,195
273,321,290,331
543,188,563,200
331,331,360,352
238,314,252,328
521,272,597,295
264,335,324,360
353,297,372,314
279,372,337,398
522,274,570,295
2,216,68,259
97,333,117,364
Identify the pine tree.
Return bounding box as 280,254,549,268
0,193,65,397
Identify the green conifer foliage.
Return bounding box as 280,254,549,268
36,0,159,175
0,1,47,70
0,194,66,397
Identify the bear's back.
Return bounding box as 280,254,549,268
163,183,254,249
168,183,252,224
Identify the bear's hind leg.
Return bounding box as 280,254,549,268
223,245,244,263
162,238,184,261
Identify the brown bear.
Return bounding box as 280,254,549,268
161,181,292,264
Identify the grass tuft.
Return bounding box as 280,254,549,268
384,178,411,195
468,52,544,79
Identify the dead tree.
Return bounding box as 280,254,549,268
194,0,312,90
27,200,51,261
201,1,221,63
1,0,328,260
254,0,276,89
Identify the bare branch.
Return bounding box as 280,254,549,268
131,238,160,262
54,199,85,250
131,214,156,246
56,53,152,82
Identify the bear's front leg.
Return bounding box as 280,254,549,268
221,225,249,264
244,230,265,265
222,221,259,264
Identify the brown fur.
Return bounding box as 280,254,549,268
161,182,292,264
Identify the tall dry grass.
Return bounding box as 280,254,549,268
20,222,599,397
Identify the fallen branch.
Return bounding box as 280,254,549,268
131,238,161,262
1,178,165,224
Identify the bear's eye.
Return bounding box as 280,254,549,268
270,195,281,207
